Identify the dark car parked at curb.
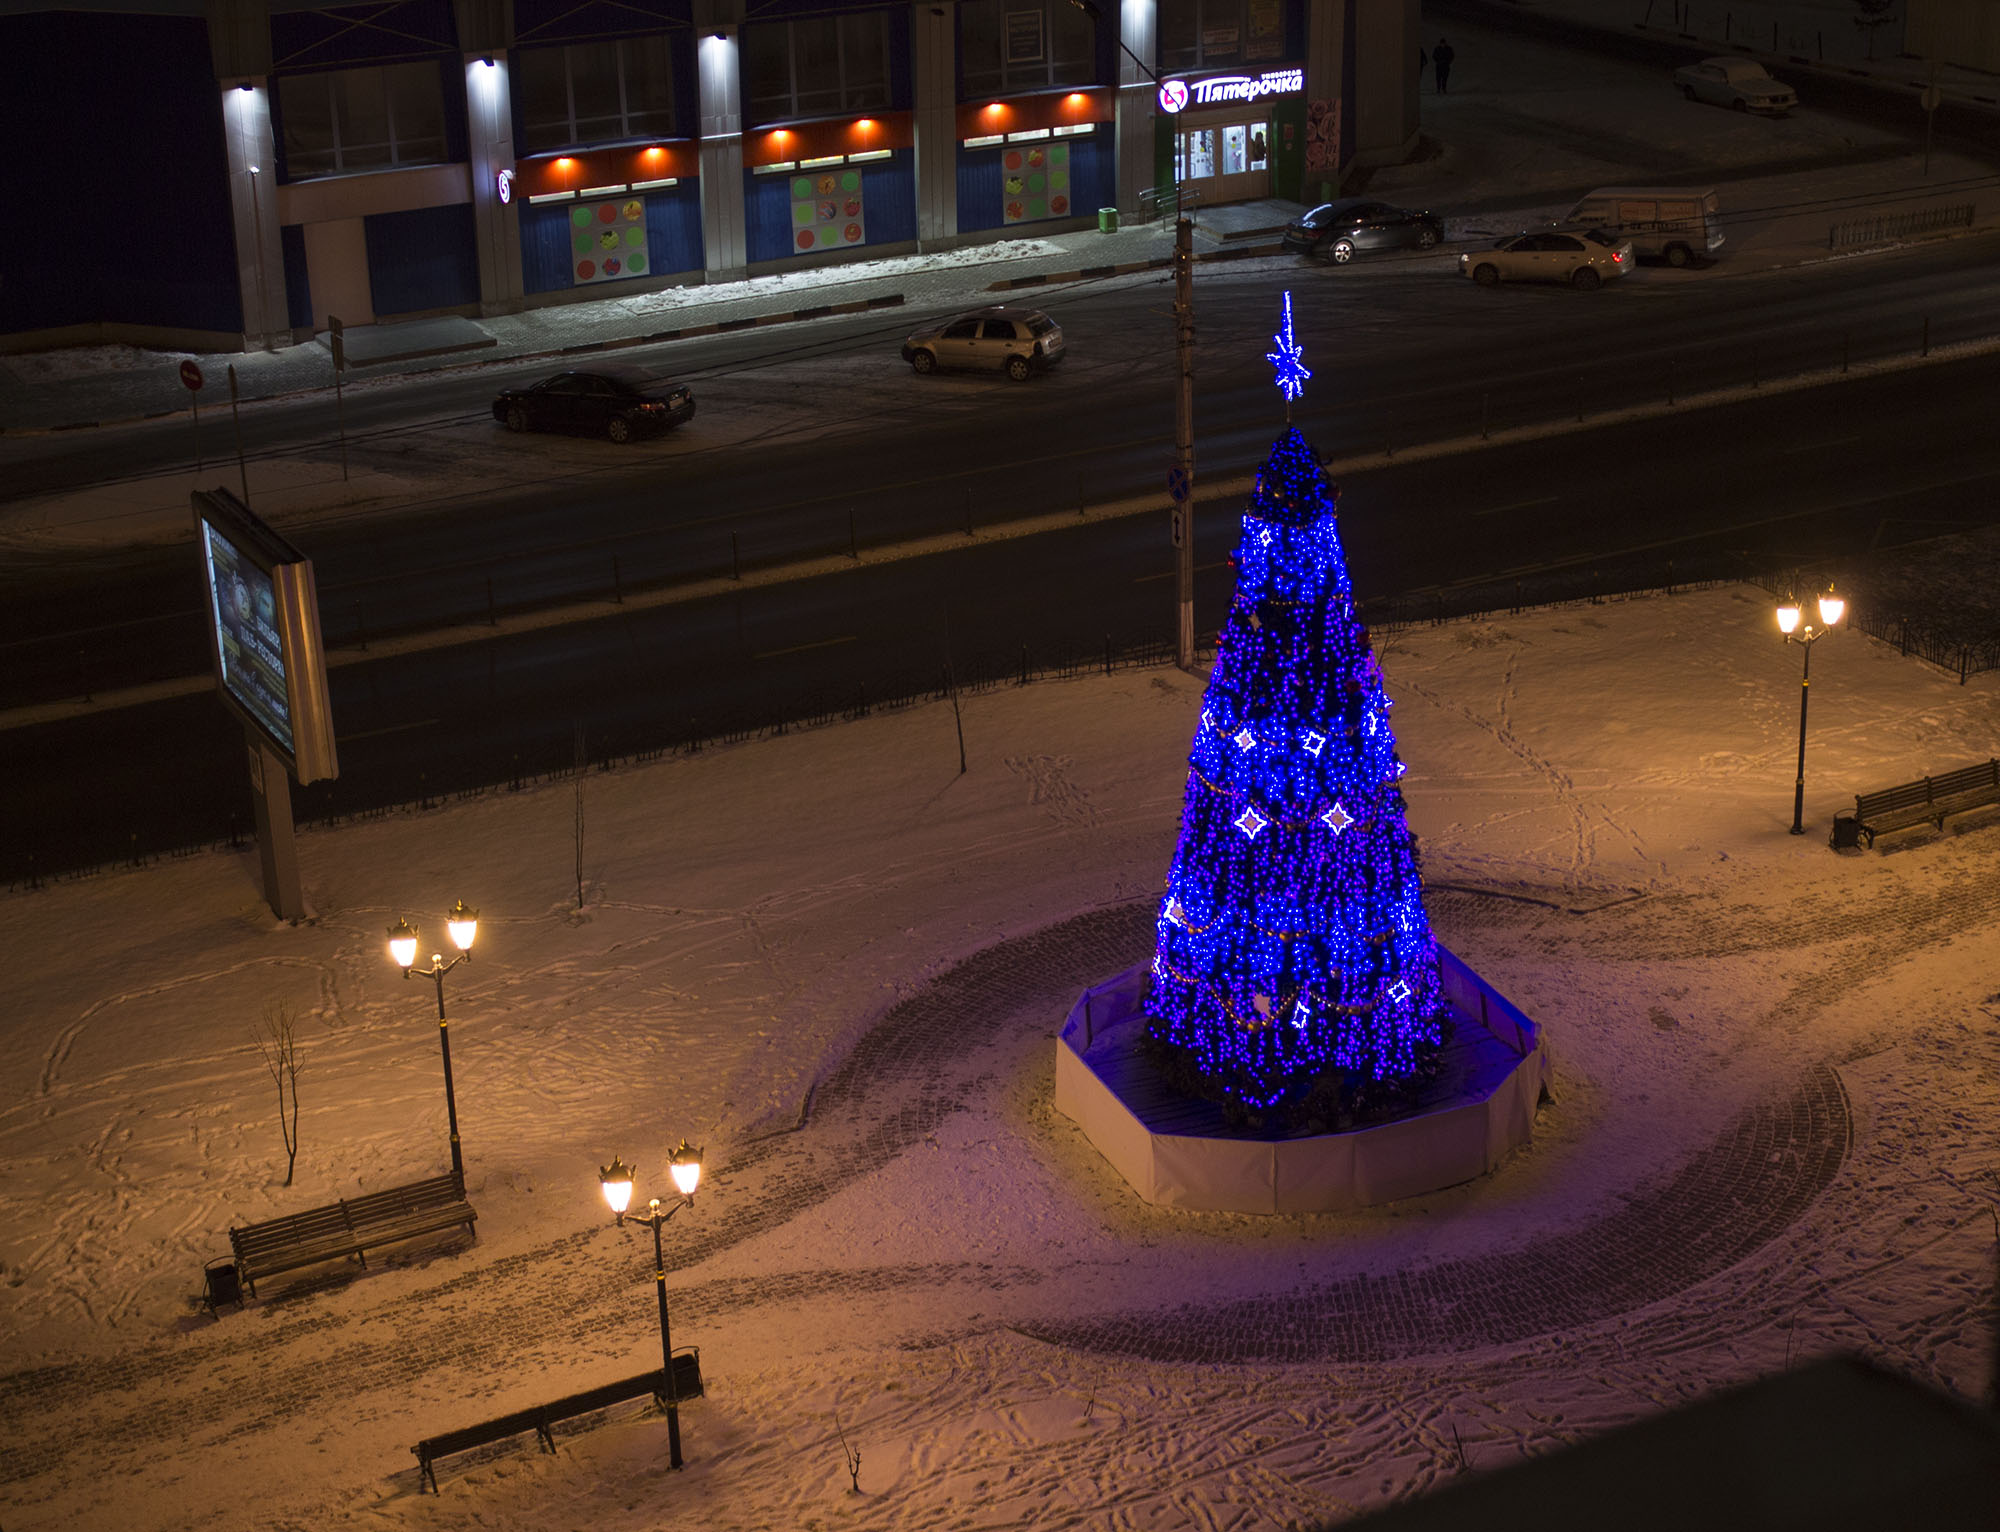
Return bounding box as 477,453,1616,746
1281,198,1445,263
492,365,696,443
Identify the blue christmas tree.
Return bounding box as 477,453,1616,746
1144,294,1446,1116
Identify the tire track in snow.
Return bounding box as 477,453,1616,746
0,900,1853,1498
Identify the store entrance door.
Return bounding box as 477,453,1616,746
1174,115,1270,205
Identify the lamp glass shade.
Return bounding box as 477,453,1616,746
669,1142,703,1198
447,901,478,952
1776,603,1801,635
1818,594,1844,626
600,1159,634,1214
387,920,419,969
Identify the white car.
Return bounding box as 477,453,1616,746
1673,57,1797,114
1459,229,1635,290
900,306,1064,381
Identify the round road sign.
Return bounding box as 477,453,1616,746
179,360,205,391
1919,84,1943,112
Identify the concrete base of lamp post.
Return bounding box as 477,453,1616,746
1055,950,1550,1215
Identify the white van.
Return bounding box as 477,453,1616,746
1563,187,1723,267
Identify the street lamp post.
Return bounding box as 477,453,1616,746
387,900,479,1176
600,1143,704,1469
1776,586,1844,835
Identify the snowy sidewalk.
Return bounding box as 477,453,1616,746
1,581,1995,1531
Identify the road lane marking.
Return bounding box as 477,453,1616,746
1134,561,1231,583
1471,495,1558,517
342,718,440,741
753,634,859,660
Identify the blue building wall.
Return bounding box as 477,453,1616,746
363,203,480,315
0,13,240,336
744,151,916,265
956,126,1110,235
519,183,704,296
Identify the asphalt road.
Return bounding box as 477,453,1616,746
5,329,1997,882
6,229,2000,717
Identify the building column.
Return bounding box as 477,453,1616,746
1115,0,1157,213
1302,0,1347,200
219,81,291,351
696,25,748,279
1352,0,1419,167
912,1,958,248
463,54,524,315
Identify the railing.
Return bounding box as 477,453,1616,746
1828,202,1973,249
1137,182,1202,223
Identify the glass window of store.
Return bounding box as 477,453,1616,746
278,62,446,178
514,36,677,153
743,12,891,124
1157,0,1286,73
959,0,1094,96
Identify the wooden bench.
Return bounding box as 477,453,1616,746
1831,758,2000,849
227,1170,476,1297
413,1352,702,1493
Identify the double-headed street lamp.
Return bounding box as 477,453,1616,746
600,1143,704,1469
387,900,478,1176
1776,586,1844,836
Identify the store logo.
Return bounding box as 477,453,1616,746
1164,67,1305,110
496,167,515,205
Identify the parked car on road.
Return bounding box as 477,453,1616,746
901,306,1064,380
1281,198,1445,263
1459,229,1635,289
492,366,695,443
1673,57,1797,113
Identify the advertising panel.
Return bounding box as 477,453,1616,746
791,169,866,253
1246,0,1283,59
1002,142,1071,224
192,489,339,785
200,519,292,753
570,196,651,284
1005,9,1045,63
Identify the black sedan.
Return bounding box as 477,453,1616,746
492,365,696,443
1280,198,1445,264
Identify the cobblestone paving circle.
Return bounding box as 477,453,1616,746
0,900,1851,1485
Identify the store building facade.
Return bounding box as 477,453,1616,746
0,0,1418,352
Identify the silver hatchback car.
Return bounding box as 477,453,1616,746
901,306,1065,381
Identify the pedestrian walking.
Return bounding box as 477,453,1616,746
1433,36,1455,94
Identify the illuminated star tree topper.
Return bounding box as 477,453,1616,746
1266,290,1311,419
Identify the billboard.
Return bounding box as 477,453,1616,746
1003,142,1070,224
791,169,865,253
192,488,339,785
571,196,651,284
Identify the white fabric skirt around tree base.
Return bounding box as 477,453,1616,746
1054,951,1550,1214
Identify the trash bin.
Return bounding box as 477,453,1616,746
1098,206,1119,234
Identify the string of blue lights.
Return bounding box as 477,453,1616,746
1143,296,1445,1111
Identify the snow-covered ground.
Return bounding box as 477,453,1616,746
2,569,1996,1532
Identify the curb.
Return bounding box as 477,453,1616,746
0,293,912,438
985,241,1286,291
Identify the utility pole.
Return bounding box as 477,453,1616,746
1173,214,1196,670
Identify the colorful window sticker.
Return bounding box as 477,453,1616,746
571,196,651,285
1001,142,1070,225
791,170,865,253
